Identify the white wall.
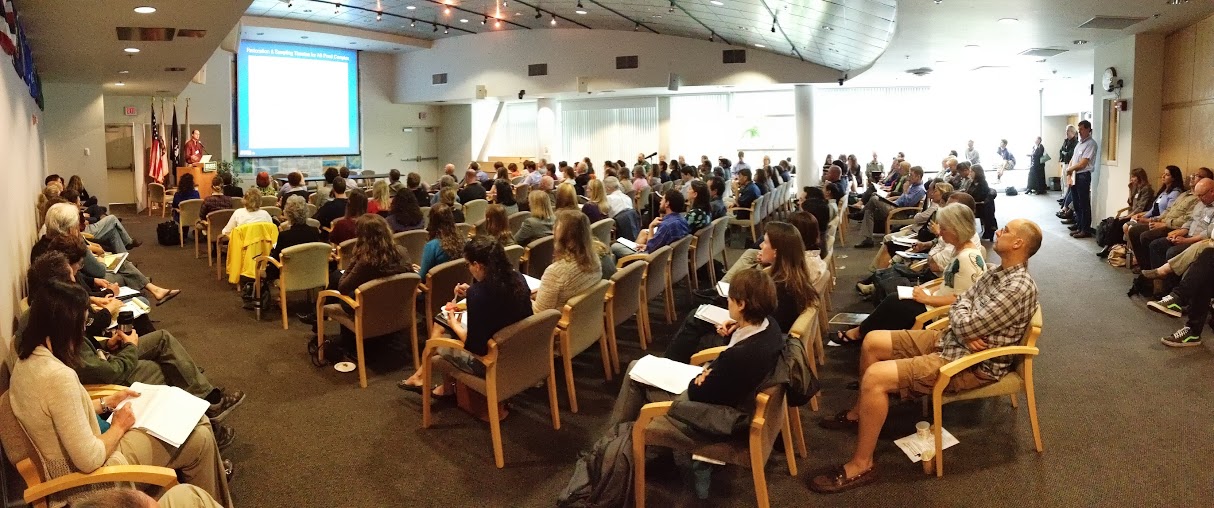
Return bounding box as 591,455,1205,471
436,104,472,181
395,29,843,103
42,83,107,202
359,51,440,172
0,60,46,347
1042,79,1091,117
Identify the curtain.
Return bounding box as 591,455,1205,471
560,100,658,165
488,102,538,157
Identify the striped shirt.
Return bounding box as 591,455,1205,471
937,263,1038,379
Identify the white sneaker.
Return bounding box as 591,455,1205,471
856,282,874,295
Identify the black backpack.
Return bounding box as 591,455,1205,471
557,422,634,508
156,221,180,246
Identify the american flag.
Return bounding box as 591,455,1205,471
149,103,165,183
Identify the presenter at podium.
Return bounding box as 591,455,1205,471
184,129,206,164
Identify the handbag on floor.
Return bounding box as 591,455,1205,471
156,220,180,246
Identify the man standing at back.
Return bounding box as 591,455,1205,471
1065,120,1098,238
964,139,980,166
734,151,751,174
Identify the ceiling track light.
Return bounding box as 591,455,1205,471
411,19,416,27
444,25,450,34
771,16,777,33
550,15,557,25
669,1,675,12
433,23,439,32
335,3,341,14
709,32,715,42
482,16,488,24
634,23,640,31
495,18,501,27
286,1,293,7
535,8,542,19
577,0,584,7
376,11,383,21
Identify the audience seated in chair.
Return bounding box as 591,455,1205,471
811,219,1042,493
221,187,273,236
21,251,245,429
611,189,690,259
855,193,979,299
838,203,985,344
320,214,413,360
514,190,555,247
1137,179,1214,296
385,186,426,234
266,196,325,283
328,188,366,246
171,173,201,223
418,203,466,280
1126,169,1208,274
277,171,310,209
62,189,140,253
399,236,534,396
714,211,828,292
484,204,515,247
534,211,602,313
582,179,610,223
869,181,953,270
9,281,234,506
199,179,233,219
36,203,181,306
730,168,761,220
685,180,712,233
854,165,926,248
667,222,819,363
313,176,350,229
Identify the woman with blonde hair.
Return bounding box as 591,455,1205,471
439,187,465,223
583,178,609,222
533,210,602,312
483,204,515,246
368,180,392,214
221,187,273,235
554,182,579,212
514,190,555,246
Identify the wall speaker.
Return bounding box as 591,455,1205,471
475,85,487,100
576,76,589,93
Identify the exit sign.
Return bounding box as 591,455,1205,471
124,106,137,116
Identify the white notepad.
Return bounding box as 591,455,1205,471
693,304,732,326
101,252,128,273
890,236,918,247
615,238,639,251
524,274,542,292
715,281,729,297
628,355,704,394
112,382,209,448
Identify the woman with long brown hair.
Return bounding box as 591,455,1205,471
419,203,465,280
533,210,601,312
483,204,515,246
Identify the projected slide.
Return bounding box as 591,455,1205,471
237,41,360,157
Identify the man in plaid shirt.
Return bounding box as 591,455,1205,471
811,218,1043,494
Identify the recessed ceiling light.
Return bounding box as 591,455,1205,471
406,4,416,9
1073,39,1088,44
124,47,140,53
133,6,156,14
998,17,1018,24
349,41,357,44
115,82,125,86
754,43,765,48
709,0,723,5
301,35,309,39
118,70,130,74
575,9,587,14
964,44,980,49
256,32,265,35
459,18,468,22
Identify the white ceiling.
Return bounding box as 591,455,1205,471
853,0,1214,86
14,0,253,96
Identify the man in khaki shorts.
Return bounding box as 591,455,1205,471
810,218,1043,494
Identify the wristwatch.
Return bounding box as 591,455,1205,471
100,398,113,417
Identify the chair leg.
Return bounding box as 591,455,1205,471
597,334,613,381
933,396,944,477
750,449,771,508
561,333,579,413
782,404,799,474
787,404,808,459
1026,376,1043,452
316,299,327,363
355,333,368,388
280,286,289,330
605,313,621,374
410,312,421,371
194,229,200,258
547,362,561,430
487,386,505,468
664,281,675,323
1010,393,1019,409
810,393,819,412
207,240,213,267
632,428,647,508
421,356,433,428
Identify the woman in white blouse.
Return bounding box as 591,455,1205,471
836,203,985,343
222,187,274,236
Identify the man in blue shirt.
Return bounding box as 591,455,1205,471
611,189,691,259
854,166,925,248
732,168,761,220
1065,120,1099,238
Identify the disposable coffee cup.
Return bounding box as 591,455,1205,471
117,311,135,334
915,421,930,440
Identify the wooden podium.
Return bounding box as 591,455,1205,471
177,163,217,198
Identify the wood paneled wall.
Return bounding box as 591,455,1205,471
1161,13,1214,175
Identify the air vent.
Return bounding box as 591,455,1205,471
723,49,746,64
116,27,176,41
616,55,639,70
1078,16,1147,30
164,67,187,72
432,73,448,85
176,29,207,38
1019,48,1067,58
528,63,548,76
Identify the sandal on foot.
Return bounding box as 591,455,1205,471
397,380,426,393
818,410,860,431
809,465,878,494
155,289,181,306
832,330,860,345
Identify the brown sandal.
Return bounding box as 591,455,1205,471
809,464,878,494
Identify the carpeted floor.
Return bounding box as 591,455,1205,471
48,192,1214,507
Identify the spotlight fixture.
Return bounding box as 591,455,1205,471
754,43,765,48
406,5,416,9
709,32,715,42
535,8,542,18
482,16,487,24
133,6,156,14
550,14,557,25
444,5,451,14
495,18,501,27
287,1,292,7
634,23,640,31
998,17,1018,24
575,10,587,14
1073,39,1088,44
411,19,416,27
459,18,468,23
933,0,941,3
577,0,583,7
377,11,383,21
669,1,675,13
335,3,341,14
433,23,439,32
118,70,129,74
444,25,450,34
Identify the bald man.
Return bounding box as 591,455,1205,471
812,218,1042,494
1144,178,1214,278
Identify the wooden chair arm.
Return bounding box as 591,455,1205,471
912,305,951,330
925,316,950,331
690,346,728,366
22,464,179,504
726,205,754,212
910,259,929,272
317,289,358,310
921,278,943,291
84,384,129,400
616,253,648,269
936,346,1039,379
421,337,495,367
887,206,920,218
557,304,574,330
634,400,674,430
81,233,95,241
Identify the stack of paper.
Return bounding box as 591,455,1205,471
897,286,935,300
894,427,960,462
113,382,209,448
693,305,732,326
108,297,150,329
615,238,639,252
715,281,730,298
115,286,142,301
523,274,542,292
628,355,704,394
101,253,128,273
890,236,918,247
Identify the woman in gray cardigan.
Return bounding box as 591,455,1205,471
9,281,232,507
